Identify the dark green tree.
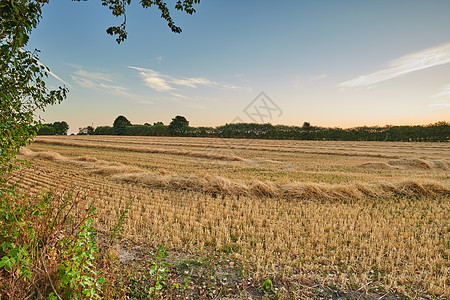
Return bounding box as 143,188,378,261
169,115,189,136
113,115,132,128
0,1,67,175
36,121,69,135
113,115,132,135
37,125,56,135
52,121,69,135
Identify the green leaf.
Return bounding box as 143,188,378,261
0,255,16,270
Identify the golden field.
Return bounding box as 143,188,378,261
11,135,450,297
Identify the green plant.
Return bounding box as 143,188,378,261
0,188,106,299
123,245,169,298
51,208,105,300
262,278,273,292
148,245,169,295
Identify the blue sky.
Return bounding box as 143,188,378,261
28,0,450,133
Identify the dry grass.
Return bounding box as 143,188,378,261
20,148,449,201
34,137,244,161
32,136,450,185
11,136,450,298
388,158,449,170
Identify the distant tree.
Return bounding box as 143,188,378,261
113,115,132,128
94,126,115,135
37,125,56,135
36,121,69,135
113,115,132,135
169,115,189,136
52,121,69,135
302,122,311,129
152,122,169,136
78,126,94,135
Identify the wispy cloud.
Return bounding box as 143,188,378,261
73,70,113,82
70,70,113,90
429,103,450,107
430,84,450,99
169,92,189,99
128,66,243,92
71,68,152,104
311,73,328,81
3,37,72,88
429,84,450,108
339,43,450,88
35,61,73,88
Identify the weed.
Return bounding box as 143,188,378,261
148,245,168,295
262,278,273,292
0,186,106,299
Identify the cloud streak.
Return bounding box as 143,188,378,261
429,103,450,107
429,84,450,108
430,84,450,99
339,43,450,88
129,66,243,92
73,70,114,83
3,37,72,88
71,68,152,104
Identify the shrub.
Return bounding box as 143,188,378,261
0,186,107,299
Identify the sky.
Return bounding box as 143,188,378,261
27,0,450,134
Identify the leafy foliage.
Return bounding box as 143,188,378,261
53,212,104,300
113,115,132,135
169,115,189,136
0,0,68,175
113,115,132,128
37,121,69,135
262,278,273,292
86,0,201,43
124,245,169,298
0,189,106,299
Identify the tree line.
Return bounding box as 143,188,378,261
49,116,450,142
37,121,69,135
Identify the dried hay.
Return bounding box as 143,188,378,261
388,158,434,170
359,162,396,170
21,148,450,201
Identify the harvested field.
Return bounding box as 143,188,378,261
11,136,450,298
